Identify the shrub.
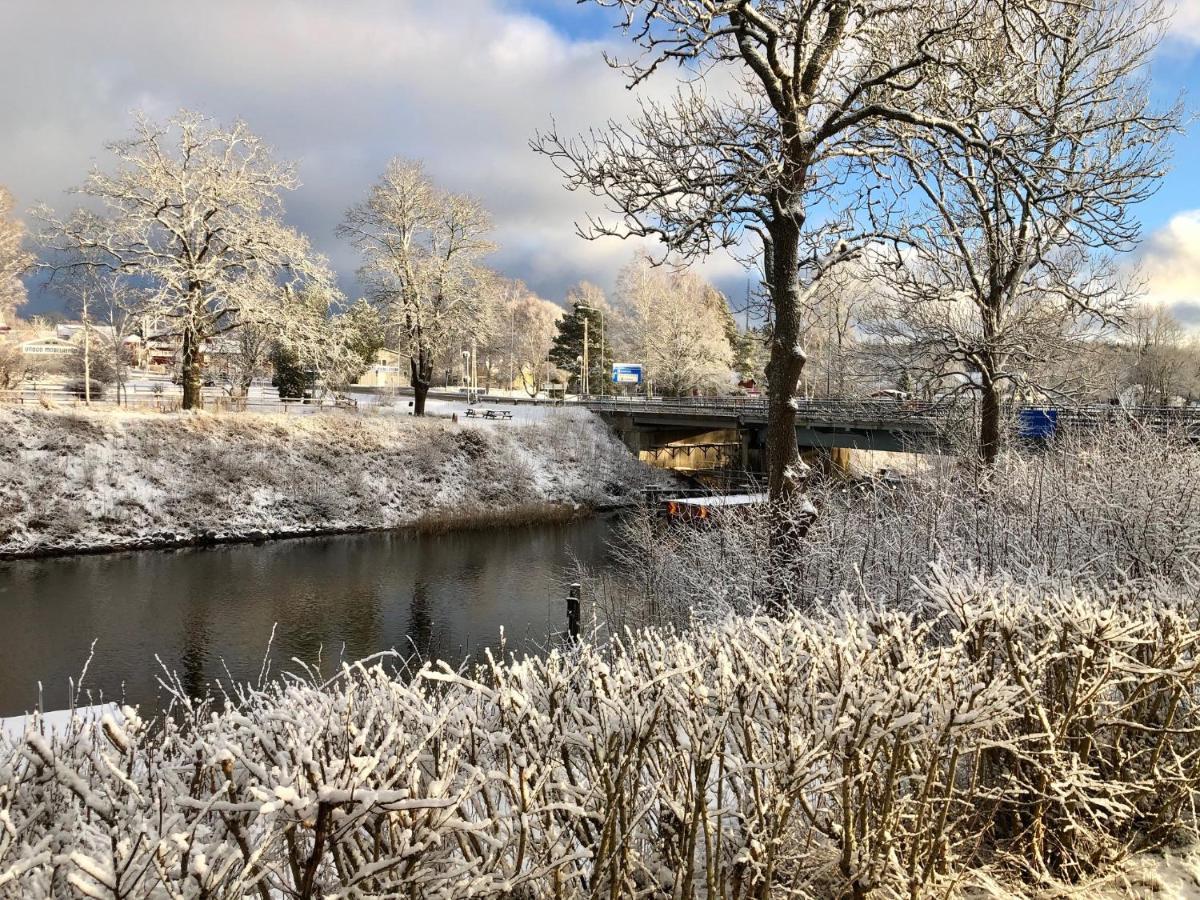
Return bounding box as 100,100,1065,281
598,425,1200,627
3,572,1198,898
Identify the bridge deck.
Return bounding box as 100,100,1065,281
586,398,1200,454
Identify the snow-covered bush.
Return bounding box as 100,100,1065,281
600,425,1200,625
3,571,1199,898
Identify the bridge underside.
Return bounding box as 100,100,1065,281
598,409,946,477
792,424,939,453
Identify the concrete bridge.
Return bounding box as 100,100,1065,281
586,397,1200,476
587,397,953,475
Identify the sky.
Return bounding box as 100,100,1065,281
2,0,1199,319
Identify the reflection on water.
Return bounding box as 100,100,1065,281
0,517,613,716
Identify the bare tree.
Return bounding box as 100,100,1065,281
338,159,494,415
864,0,1177,463
535,0,994,510
0,186,33,328
0,343,34,390
505,287,562,397
797,264,873,398
612,255,735,396
38,110,333,409
1121,303,1200,406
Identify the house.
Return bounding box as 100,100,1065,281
355,348,405,388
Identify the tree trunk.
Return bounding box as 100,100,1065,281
180,326,203,411
410,351,432,416
979,378,1002,466
764,220,807,504
762,219,815,612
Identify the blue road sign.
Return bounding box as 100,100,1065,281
612,363,644,385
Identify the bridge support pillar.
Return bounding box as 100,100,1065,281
829,447,852,478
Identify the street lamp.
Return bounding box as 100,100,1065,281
576,304,605,397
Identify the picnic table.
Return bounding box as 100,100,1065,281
464,407,513,421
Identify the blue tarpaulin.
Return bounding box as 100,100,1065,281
1018,408,1058,439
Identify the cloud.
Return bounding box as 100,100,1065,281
1136,209,1200,323
1,0,747,310
1168,2,1200,45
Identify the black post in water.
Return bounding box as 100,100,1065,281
567,583,581,641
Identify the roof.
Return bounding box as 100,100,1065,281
665,493,767,508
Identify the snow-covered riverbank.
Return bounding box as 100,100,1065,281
0,406,650,558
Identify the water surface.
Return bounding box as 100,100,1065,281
0,518,613,716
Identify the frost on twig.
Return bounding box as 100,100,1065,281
3,569,1200,897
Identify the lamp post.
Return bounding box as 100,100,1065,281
575,355,584,400
576,304,605,398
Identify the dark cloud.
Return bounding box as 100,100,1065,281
3,0,748,311
1171,302,1200,326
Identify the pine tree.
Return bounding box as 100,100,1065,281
549,302,612,394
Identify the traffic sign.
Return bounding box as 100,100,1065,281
612,363,644,385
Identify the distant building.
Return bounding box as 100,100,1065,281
355,348,405,388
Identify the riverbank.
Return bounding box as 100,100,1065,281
0,406,652,558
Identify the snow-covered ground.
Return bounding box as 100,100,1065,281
0,405,653,557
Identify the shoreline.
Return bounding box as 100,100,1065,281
2,406,657,563
0,499,638,562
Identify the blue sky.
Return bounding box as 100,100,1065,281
2,0,1199,319
1141,42,1200,232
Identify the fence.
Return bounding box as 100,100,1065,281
0,388,356,415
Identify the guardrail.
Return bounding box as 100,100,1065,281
584,396,953,424
586,397,1200,432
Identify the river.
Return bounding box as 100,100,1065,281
0,517,615,717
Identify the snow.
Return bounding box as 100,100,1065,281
4,573,1200,897
0,703,121,742
0,405,655,557
667,492,766,507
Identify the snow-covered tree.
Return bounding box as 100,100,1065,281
503,286,562,397
796,264,874,398
338,159,494,415
0,186,33,328
38,111,334,410
612,256,735,396
535,0,995,507
1121,303,1200,406
864,0,1177,463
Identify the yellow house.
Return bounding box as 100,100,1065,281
355,348,405,388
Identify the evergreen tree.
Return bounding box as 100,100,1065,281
549,301,612,394
270,343,316,399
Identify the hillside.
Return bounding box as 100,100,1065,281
0,406,649,557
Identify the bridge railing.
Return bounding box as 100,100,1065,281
587,397,1200,434
1053,405,1200,431
584,395,955,425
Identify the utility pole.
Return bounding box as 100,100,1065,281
582,316,589,398
470,335,478,404
81,287,92,406
599,313,606,397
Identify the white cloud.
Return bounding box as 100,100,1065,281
1168,1,1200,45
1136,210,1200,324
0,0,748,306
